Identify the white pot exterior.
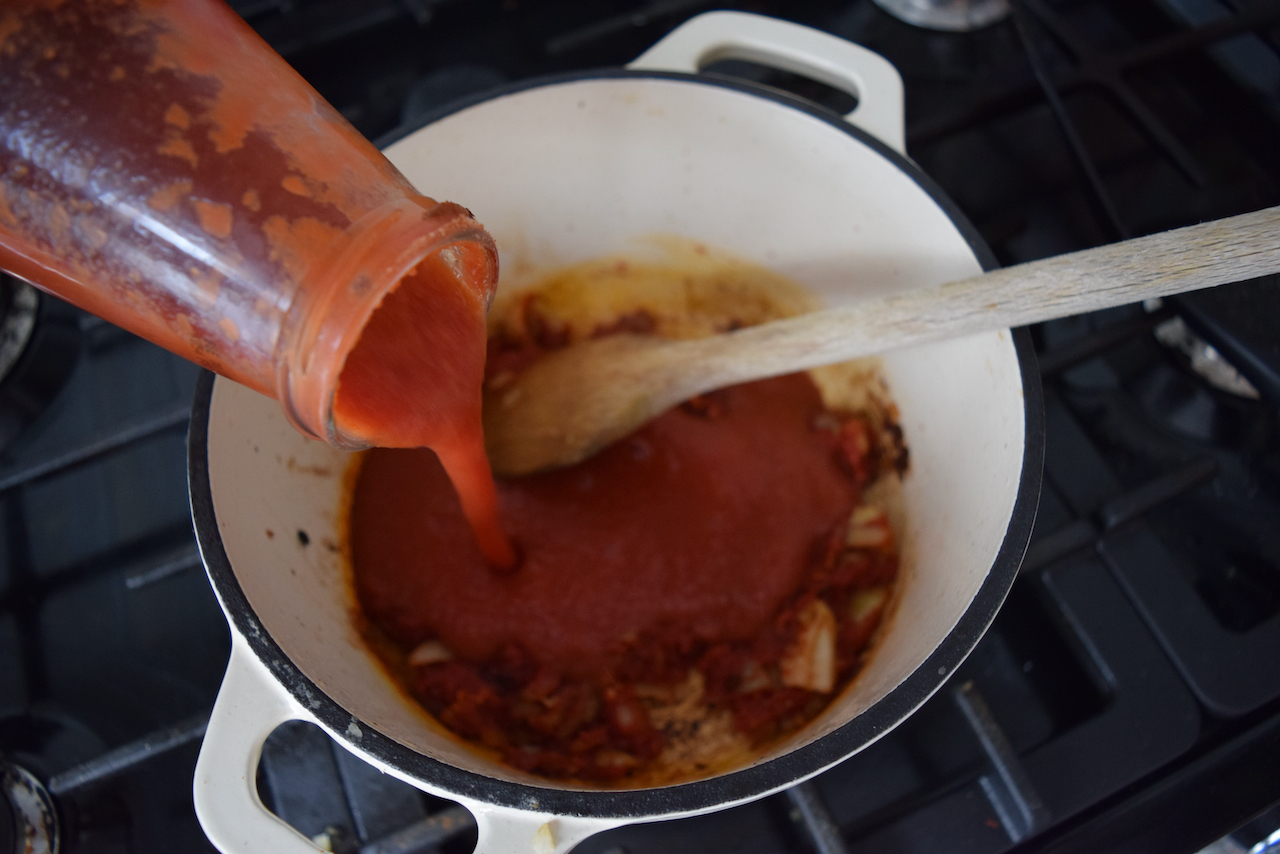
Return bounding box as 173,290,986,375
190,13,1042,854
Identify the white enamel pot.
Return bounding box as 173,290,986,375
189,12,1043,854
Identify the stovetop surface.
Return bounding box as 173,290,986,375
2,1,1279,853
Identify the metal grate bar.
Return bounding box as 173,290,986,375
911,0,1280,146
1014,4,1133,240
1096,457,1218,530
545,0,716,55
123,542,203,590
785,781,851,854
47,712,210,796
0,405,189,493
954,680,1051,842
1037,309,1173,376
1021,0,1209,188
1021,457,1219,572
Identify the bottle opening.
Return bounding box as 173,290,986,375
330,240,491,452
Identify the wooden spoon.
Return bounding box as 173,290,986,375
484,206,1280,476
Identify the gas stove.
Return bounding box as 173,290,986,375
2,1,1279,853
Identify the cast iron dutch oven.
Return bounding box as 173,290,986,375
189,12,1043,853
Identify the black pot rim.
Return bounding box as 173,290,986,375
188,67,1045,820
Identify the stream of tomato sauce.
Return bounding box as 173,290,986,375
332,253,514,568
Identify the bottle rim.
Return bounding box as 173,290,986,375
274,197,499,450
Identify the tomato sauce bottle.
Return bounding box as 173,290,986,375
0,0,513,565
0,0,499,451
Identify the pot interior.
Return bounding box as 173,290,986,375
202,74,1028,795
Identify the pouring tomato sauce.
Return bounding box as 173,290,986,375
332,251,515,568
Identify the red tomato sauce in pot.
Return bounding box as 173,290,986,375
347,251,902,784
351,373,853,680
350,364,900,783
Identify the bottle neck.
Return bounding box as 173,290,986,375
275,197,498,449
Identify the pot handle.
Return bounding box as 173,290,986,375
193,637,327,854
196,640,626,854
629,11,906,154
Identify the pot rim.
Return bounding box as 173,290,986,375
188,67,1045,820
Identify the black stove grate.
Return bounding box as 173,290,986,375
2,2,1280,853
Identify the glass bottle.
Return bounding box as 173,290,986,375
0,0,498,449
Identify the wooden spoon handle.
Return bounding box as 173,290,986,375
663,205,1280,398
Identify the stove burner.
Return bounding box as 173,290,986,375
0,273,80,451
870,0,1010,31
0,279,37,388
0,761,59,854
